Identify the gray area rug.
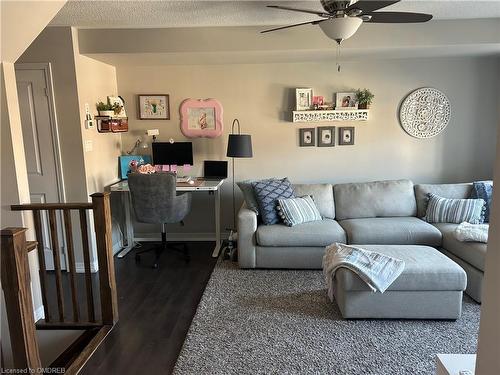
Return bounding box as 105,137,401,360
173,261,480,374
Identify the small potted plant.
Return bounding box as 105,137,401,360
355,89,374,110
96,101,118,117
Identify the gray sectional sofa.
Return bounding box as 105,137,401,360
237,179,488,303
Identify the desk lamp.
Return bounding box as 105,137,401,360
226,119,253,256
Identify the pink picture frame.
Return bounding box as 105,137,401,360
180,98,223,138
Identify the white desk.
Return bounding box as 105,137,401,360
110,178,224,258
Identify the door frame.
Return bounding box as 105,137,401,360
15,62,68,268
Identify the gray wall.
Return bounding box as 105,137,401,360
116,56,499,237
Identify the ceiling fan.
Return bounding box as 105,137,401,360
262,1,433,44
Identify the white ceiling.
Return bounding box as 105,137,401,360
51,0,500,28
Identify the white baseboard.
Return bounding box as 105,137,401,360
135,232,229,242
34,305,45,322
75,261,99,273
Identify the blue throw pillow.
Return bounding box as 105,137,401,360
471,181,493,223
251,178,295,225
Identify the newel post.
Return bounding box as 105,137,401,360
1,228,42,370
91,193,118,325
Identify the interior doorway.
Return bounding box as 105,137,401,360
15,62,67,270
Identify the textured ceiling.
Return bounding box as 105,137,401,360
51,0,500,28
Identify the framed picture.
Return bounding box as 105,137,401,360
180,98,223,138
108,96,127,117
339,127,355,145
312,95,324,108
299,128,315,147
138,94,170,120
119,155,152,179
336,92,358,110
317,126,335,147
296,88,313,111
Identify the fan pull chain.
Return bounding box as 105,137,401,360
336,42,342,73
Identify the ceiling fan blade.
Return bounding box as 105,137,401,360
347,1,400,14
261,20,322,34
366,11,433,23
266,5,330,18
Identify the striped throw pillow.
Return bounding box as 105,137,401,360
424,193,485,224
277,195,322,227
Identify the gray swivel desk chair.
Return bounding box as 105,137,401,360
128,172,191,268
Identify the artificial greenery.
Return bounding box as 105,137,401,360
355,89,375,105
96,101,121,112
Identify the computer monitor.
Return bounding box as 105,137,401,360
152,142,193,166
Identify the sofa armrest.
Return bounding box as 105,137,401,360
237,204,257,268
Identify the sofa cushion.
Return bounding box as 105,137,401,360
339,217,442,246
293,183,335,219
334,179,417,220
336,245,466,291
237,180,261,214
415,183,472,218
256,219,346,247
252,178,295,225
433,223,487,271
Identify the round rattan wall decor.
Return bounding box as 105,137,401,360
399,87,451,139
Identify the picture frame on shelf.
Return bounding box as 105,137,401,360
339,127,355,145
336,92,358,110
138,94,170,120
299,128,315,147
296,88,313,111
317,126,335,147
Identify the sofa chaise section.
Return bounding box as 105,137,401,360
415,183,487,302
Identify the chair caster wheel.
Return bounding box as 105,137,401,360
135,254,140,263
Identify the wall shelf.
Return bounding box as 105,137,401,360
292,110,369,123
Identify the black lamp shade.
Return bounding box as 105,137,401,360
227,134,253,158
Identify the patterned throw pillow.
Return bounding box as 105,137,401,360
424,193,485,224
277,196,322,227
251,178,295,225
470,181,493,223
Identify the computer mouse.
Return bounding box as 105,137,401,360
188,180,195,185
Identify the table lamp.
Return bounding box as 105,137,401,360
227,119,253,238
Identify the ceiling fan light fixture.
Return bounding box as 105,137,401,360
319,17,362,43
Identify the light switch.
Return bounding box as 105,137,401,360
85,140,93,152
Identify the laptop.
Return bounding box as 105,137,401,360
203,161,228,180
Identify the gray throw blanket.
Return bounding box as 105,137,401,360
323,243,405,299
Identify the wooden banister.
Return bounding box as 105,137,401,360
11,203,93,210
1,228,42,370
91,192,119,325
4,193,119,372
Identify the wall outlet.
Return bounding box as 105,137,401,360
84,140,93,152
85,119,95,129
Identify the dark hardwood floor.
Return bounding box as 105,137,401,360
78,241,218,375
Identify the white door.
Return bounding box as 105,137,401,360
15,63,66,270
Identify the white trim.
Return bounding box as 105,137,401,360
75,261,99,273
134,232,229,242
34,305,45,322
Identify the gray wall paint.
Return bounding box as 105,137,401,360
116,56,499,236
